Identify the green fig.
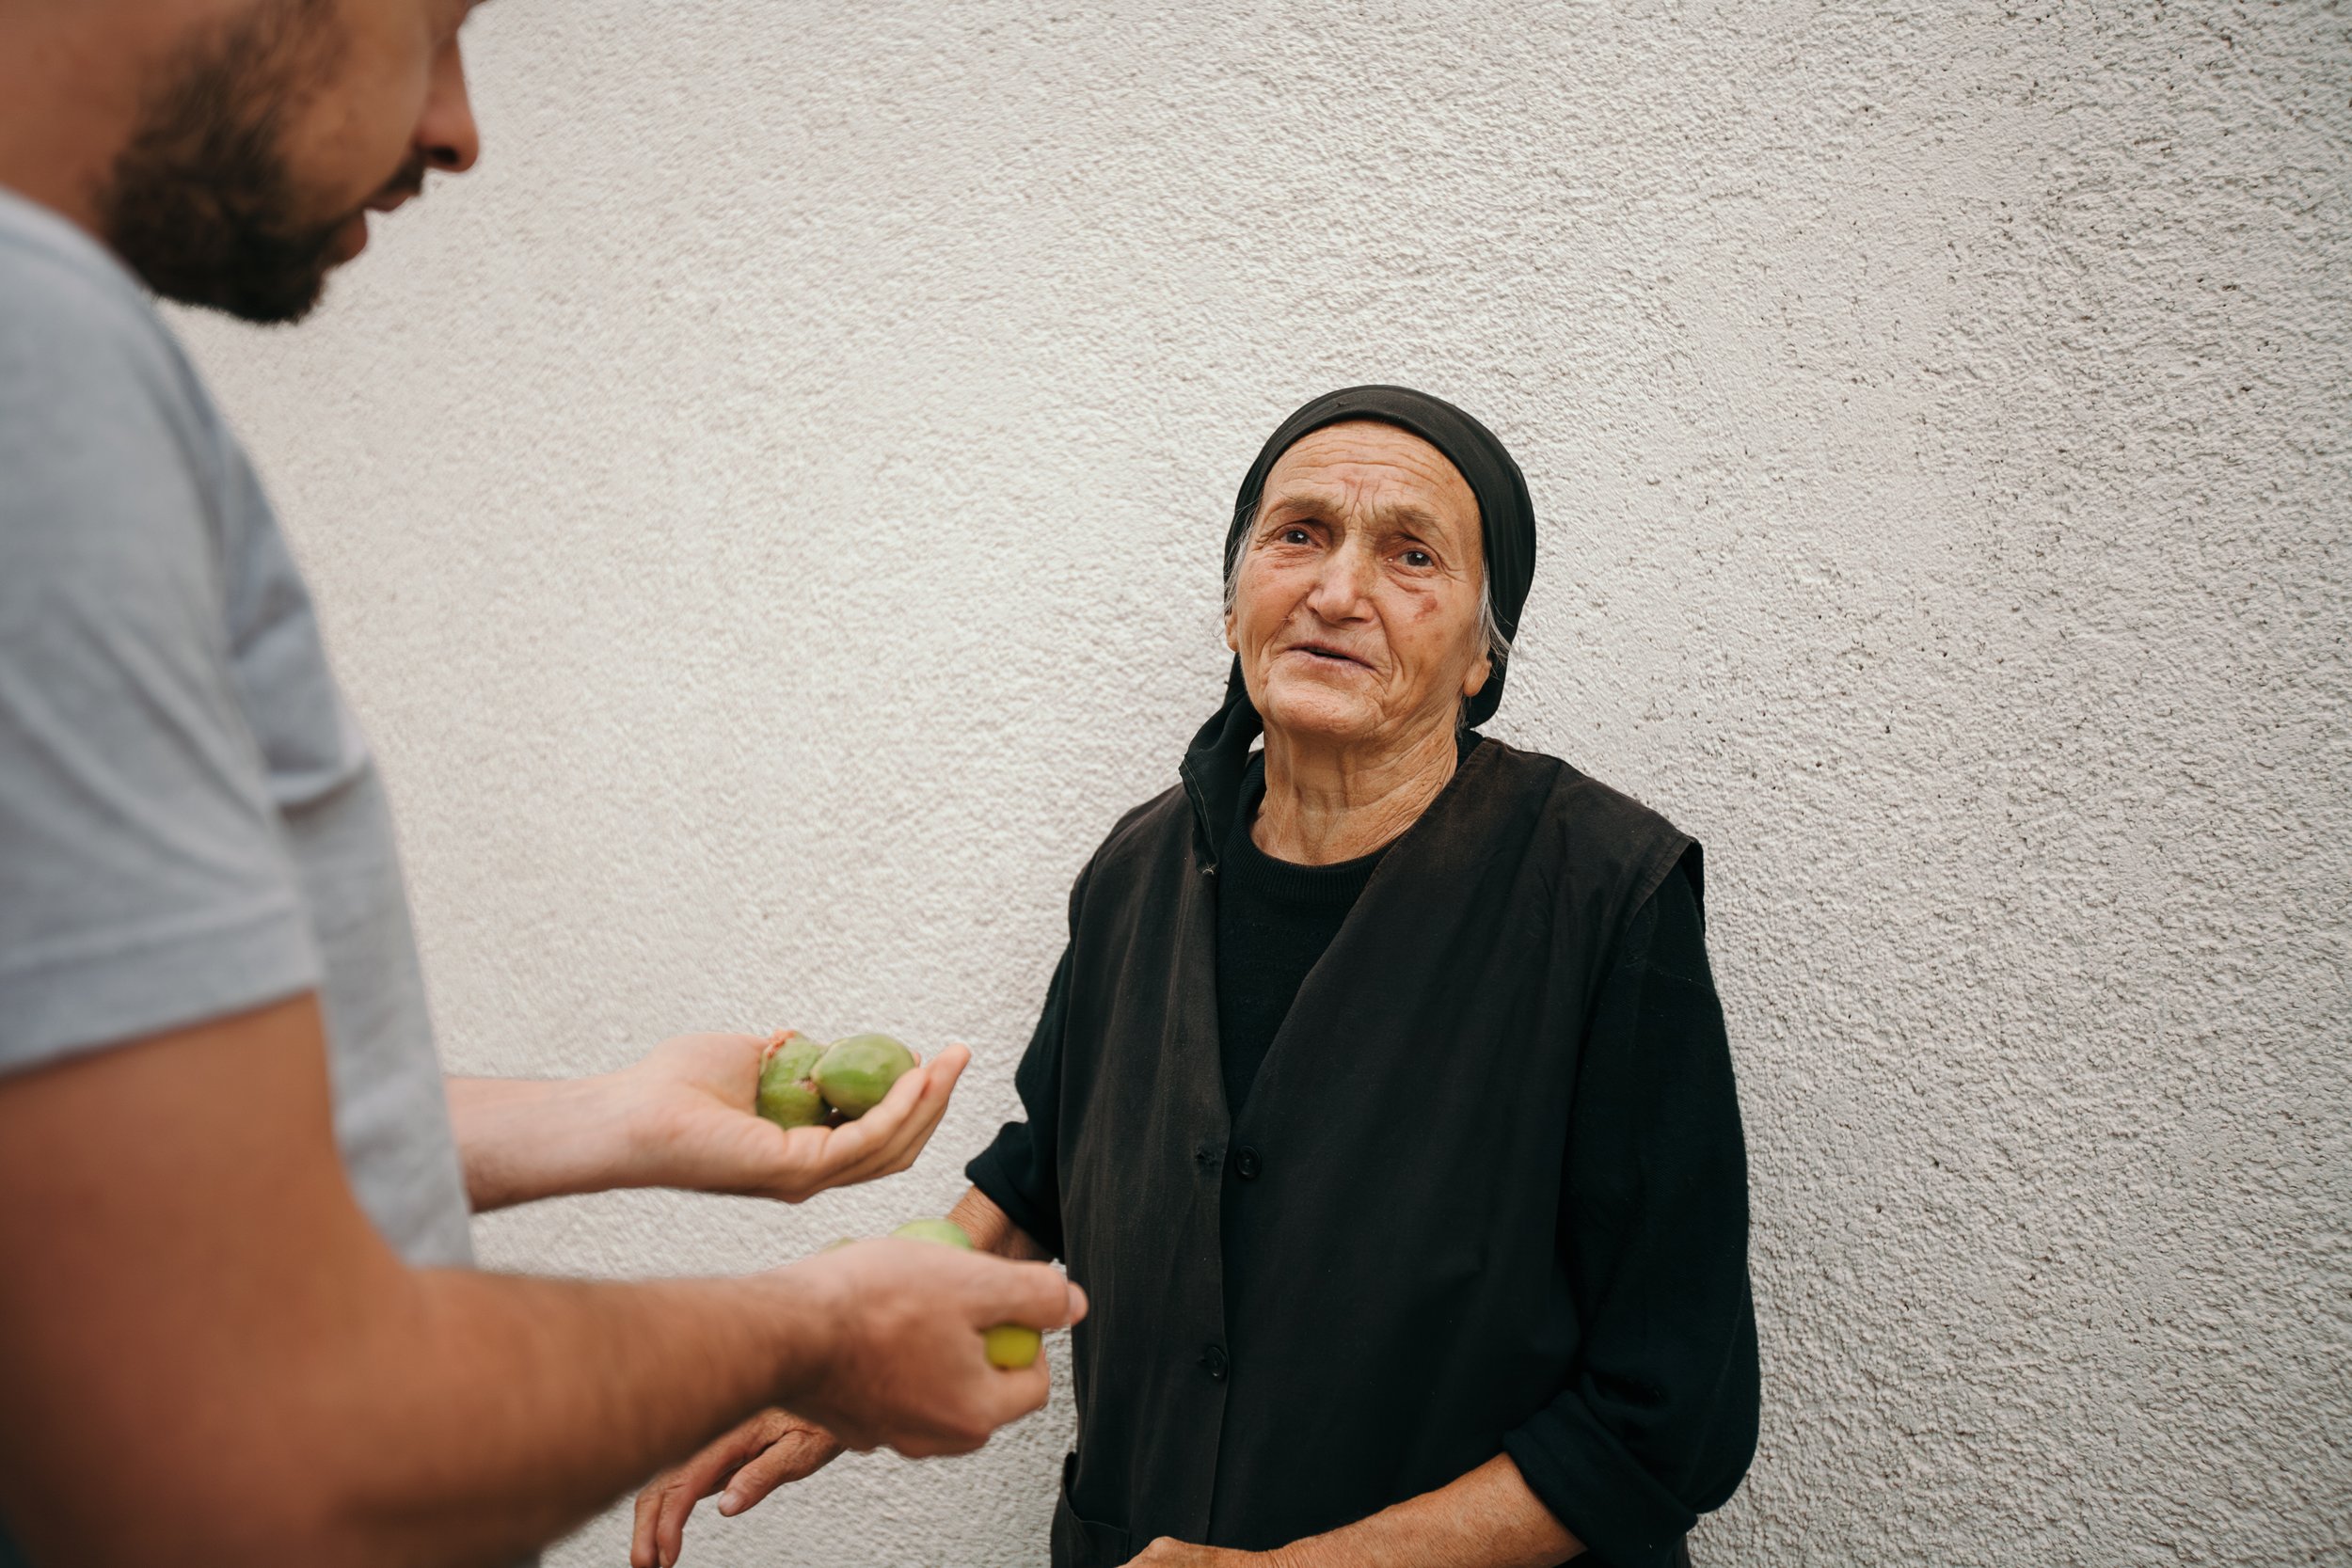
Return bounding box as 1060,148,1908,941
894,1212,1044,1363
755,1031,827,1130
892,1218,1041,1366
892,1217,976,1249
813,1033,918,1118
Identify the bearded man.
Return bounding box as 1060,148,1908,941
0,5,1083,1565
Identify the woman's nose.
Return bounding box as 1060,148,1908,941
1306,544,1378,619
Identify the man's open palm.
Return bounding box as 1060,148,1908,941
616,1033,968,1203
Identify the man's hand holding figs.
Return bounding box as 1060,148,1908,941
598,1029,962,1205
621,1033,1082,1568
775,1234,1085,1458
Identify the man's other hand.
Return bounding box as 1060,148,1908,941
450,1035,968,1211
630,1408,841,1568
778,1238,1085,1457
613,1032,968,1202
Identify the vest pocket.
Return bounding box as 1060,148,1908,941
1050,1452,1133,1568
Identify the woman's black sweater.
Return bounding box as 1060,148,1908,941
969,736,1757,1568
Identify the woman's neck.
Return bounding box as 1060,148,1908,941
1253,720,1461,866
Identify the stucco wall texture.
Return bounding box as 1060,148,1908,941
174,2,2347,1563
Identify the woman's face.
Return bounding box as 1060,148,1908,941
1226,421,1490,752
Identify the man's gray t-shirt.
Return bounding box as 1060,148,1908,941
0,187,473,1270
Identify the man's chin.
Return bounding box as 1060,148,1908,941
156,254,336,325
329,212,369,264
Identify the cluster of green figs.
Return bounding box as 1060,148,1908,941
754,1029,921,1127
753,1029,1041,1370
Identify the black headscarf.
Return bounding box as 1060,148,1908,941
1181,385,1538,867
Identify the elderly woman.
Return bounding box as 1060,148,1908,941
634,387,1757,1568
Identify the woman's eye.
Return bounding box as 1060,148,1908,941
1279,528,1313,546
1401,549,1434,568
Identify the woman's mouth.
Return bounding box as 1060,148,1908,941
1286,642,1370,671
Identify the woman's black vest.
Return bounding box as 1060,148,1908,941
1046,736,1692,1564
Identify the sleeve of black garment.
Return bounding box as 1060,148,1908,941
961,863,1090,1261
1502,856,1760,1568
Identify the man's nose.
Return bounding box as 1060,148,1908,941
417,40,481,174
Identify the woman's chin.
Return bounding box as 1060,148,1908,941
1257,684,1380,746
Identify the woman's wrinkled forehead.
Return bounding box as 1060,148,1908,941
1254,420,1482,543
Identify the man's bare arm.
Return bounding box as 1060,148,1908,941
0,997,1081,1568
446,1034,968,1212
630,1184,1051,1567
445,1070,639,1210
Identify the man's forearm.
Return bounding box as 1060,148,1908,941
311,1265,820,1567
0,1003,819,1567
1,997,1075,1568
450,1034,972,1212
446,1074,638,1211
1273,1454,1581,1568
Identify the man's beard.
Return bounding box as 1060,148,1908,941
94,0,371,325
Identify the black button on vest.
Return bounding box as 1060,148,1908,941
1232,1147,1262,1180
1200,1344,1229,1381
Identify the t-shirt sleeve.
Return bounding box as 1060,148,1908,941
0,287,319,1069
964,863,1092,1260
1502,855,1760,1568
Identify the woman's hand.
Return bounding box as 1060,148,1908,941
1120,1542,1282,1567
1118,1454,1581,1568
607,1032,969,1203
629,1408,843,1568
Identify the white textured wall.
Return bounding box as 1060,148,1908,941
178,2,2349,1563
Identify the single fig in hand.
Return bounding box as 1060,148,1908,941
891,1217,975,1249
813,1033,918,1118
982,1323,1042,1369
755,1030,827,1130
894,1215,1044,1370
